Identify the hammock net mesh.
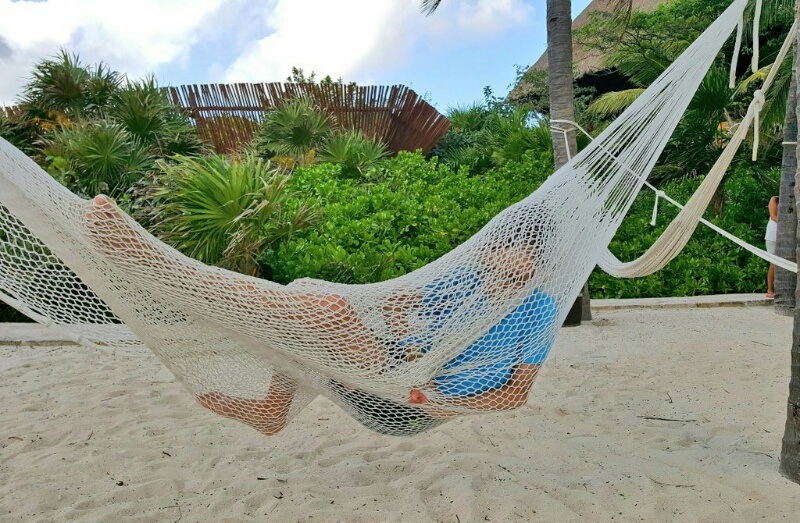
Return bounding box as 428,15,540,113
0,0,747,436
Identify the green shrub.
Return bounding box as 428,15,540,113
431,103,553,174
266,150,553,284
155,154,319,276
318,130,389,179
108,77,205,158
252,98,333,167
43,119,154,198
589,166,778,298
22,50,121,124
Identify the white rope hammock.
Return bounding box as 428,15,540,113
0,0,756,436
594,16,799,278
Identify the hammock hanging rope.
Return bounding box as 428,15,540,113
595,16,799,279
0,0,752,436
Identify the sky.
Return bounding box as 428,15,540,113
0,0,593,114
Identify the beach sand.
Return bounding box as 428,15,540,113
1,305,798,521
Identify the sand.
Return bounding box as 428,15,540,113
1,304,799,521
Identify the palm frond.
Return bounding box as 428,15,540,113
588,89,645,116
420,0,442,16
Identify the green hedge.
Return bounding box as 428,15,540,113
268,152,777,298
265,151,552,284
589,165,778,298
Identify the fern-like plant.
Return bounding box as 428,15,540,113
318,130,389,179
252,98,333,167
155,154,319,276
43,119,154,198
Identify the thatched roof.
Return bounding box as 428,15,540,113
508,0,670,102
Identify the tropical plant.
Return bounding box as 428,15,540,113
21,49,122,129
155,154,320,276
42,119,154,198
447,103,495,131
430,102,494,172
490,109,553,166
653,67,737,185
109,76,206,157
318,130,389,179
431,101,552,173
582,0,795,175
0,108,38,155
252,97,333,167
269,150,551,284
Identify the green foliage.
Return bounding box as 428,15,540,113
429,128,495,174
490,109,553,166
155,154,319,276
447,103,495,131
0,109,38,155
590,165,779,298
577,0,732,78
580,0,795,180
22,49,122,125
508,68,550,113
652,67,736,181
588,88,644,117
252,98,333,166
11,51,205,200
431,96,553,174
43,119,154,198
267,151,553,284
0,302,31,323
318,130,389,179
285,66,356,87
108,77,205,158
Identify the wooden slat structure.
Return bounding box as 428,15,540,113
167,83,451,155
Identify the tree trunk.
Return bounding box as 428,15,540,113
775,59,799,315
780,9,800,482
547,0,591,322
547,0,577,169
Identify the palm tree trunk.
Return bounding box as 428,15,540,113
547,0,577,168
780,9,800,482
547,0,591,321
775,62,798,316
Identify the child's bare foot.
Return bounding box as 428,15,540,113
85,195,155,259
197,390,295,436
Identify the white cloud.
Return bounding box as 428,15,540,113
420,0,534,39
222,0,532,84
0,0,224,105
0,0,532,106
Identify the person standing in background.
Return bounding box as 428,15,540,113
765,196,778,299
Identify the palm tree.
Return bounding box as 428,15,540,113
21,49,121,129
317,129,389,179
774,70,796,315
544,0,593,322
779,0,800,483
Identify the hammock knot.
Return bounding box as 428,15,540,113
752,89,766,109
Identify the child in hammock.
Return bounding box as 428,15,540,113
86,196,558,435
